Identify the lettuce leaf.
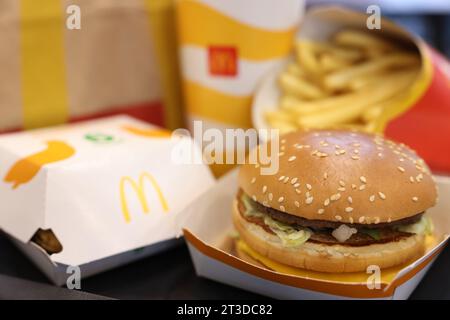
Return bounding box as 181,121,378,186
397,216,434,235
240,194,311,247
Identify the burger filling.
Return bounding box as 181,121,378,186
238,190,433,248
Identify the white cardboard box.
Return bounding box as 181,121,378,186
0,115,215,285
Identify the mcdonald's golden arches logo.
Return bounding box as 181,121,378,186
119,172,169,223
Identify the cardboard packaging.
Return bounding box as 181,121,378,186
181,170,450,299
0,115,214,285
176,0,305,176
0,0,183,132
253,6,450,174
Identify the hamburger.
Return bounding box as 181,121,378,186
233,130,437,273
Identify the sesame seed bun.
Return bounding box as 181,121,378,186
239,130,437,224
233,201,426,273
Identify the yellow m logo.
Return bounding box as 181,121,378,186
119,172,169,223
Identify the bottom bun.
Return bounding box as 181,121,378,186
232,200,425,273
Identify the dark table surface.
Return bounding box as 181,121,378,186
0,232,449,300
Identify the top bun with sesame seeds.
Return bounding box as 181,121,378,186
233,130,437,273
239,130,436,224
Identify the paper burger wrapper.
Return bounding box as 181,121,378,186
297,6,450,174
179,169,450,299
0,115,214,285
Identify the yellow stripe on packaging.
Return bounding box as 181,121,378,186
177,0,296,61
20,0,69,129
184,81,252,128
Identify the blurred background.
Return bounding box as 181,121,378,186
309,0,450,57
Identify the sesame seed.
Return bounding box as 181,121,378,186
280,146,285,151
359,216,365,223
359,184,366,191
387,218,392,223
378,192,386,200
353,143,360,147
252,195,257,201
369,195,375,202
317,208,324,214
338,187,346,192
323,172,328,179
262,201,268,207
283,176,289,183
288,156,296,162
416,173,423,182
262,186,267,194
360,176,367,183
311,150,318,156
319,140,326,145
278,152,285,157
348,196,353,204
351,155,360,160
278,176,285,181
294,201,300,207
324,198,330,206
397,166,405,173
335,150,340,155
339,180,345,187
335,145,341,149
305,197,313,204
279,205,286,212
330,193,341,201
268,193,273,201
399,158,405,162
345,207,353,213
353,149,359,154
351,184,357,189
281,139,286,144
378,153,383,157
306,184,312,190
335,215,342,221
409,176,415,183
295,189,301,194
291,177,298,184
278,196,284,203
303,145,311,148
349,217,354,224
251,177,256,184
412,197,419,202
374,217,380,224
294,183,300,188
305,191,310,198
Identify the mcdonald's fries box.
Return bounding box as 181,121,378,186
0,115,215,286
253,6,450,174
179,170,450,300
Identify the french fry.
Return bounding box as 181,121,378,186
348,67,419,91
295,41,322,76
362,105,383,122
333,29,397,52
319,53,352,73
278,72,326,100
306,41,364,62
286,63,305,78
323,52,420,90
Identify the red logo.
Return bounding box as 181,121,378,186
208,46,238,76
